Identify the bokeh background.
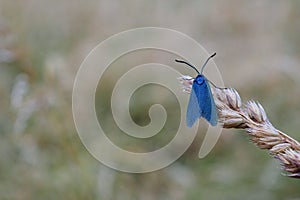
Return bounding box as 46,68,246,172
1,0,300,199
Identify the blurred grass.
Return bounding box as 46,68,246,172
1,0,300,199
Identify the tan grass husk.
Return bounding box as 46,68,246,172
179,76,300,178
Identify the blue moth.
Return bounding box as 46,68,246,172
176,53,218,127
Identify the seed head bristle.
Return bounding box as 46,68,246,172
245,100,267,123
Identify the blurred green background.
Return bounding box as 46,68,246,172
1,0,300,199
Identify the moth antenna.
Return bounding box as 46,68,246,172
200,52,216,74
175,59,200,74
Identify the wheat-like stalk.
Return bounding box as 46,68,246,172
179,76,300,179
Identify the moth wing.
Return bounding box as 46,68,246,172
206,80,218,126
195,79,218,126
186,84,202,128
